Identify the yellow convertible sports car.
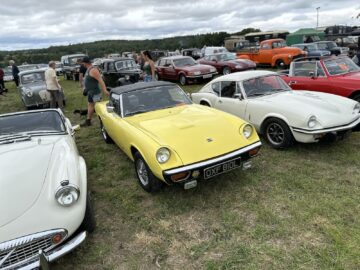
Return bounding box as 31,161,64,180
95,81,261,192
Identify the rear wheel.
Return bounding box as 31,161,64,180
179,74,187,86
99,119,113,144
134,152,162,193
263,118,294,149
351,93,360,102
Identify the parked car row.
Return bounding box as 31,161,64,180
2,61,360,267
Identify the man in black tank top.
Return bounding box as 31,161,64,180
80,56,110,126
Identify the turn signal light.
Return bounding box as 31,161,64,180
171,172,189,182
52,234,63,244
249,148,260,157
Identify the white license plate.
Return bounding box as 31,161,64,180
203,74,212,79
203,158,241,179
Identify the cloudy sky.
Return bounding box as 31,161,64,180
0,0,359,51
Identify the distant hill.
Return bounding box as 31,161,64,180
0,28,260,66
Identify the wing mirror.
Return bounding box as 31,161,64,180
234,93,243,100
106,103,115,113
309,71,316,79
72,125,80,131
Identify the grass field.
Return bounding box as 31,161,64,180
1,77,360,270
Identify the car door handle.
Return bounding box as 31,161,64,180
289,81,297,85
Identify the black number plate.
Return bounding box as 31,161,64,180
203,157,241,179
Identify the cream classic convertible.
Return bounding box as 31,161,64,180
191,70,360,148
0,109,95,269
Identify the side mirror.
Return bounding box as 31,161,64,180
72,125,80,131
106,104,115,113
309,71,316,79
234,93,243,100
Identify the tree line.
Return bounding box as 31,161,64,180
0,28,260,67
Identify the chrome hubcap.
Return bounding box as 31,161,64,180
101,125,107,139
267,123,285,145
136,159,149,186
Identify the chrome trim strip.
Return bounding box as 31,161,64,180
164,141,262,175
6,231,87,270
292,117,360,134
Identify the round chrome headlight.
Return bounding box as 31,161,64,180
308,115,317,128
210,68,216,72
156,147,171,163
242,124,253,139
193,71,201,76
26,90,33,97
55,184,80,207
354,103,360,114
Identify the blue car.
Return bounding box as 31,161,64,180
291,43,331,57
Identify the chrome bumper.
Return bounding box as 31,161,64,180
15,231,87,270
164,141,262,175
292,117,360,135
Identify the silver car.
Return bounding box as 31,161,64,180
18,69,65,109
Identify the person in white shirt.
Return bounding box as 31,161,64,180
45,61,63,109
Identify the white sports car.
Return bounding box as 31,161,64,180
0,109,95,269
191,70,360,148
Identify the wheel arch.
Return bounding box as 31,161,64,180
199,99,212,107
348,90,360,101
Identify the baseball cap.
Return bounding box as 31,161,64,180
80,56,91,63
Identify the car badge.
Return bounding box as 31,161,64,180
206,138,213,142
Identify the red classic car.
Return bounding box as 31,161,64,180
155,56,217,85
281,56,360,102
197,52,256,75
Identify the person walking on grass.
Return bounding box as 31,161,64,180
80,56,109,127
45,61,64,109
142,50,156,82
9,60,20,87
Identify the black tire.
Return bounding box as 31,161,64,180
99,119,113,144
80,193,96,233
351,93,360,102
222,66,231,75
200,101,210,107
263,118,294,149
275,59,285,69
179,74,187,86
134,152,162,193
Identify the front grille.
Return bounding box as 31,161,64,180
0,229,66,269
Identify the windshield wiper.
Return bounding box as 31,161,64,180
0,134,32,145
125,109,149,116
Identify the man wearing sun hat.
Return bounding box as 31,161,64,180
80,56,109,127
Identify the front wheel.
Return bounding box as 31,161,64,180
99,119,113,144
179,74,187,86
79,193,96,233
275,59,285,69
263,118,294,149
134,152,162,193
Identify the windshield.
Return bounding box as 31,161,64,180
242,75,291,97
69,56,83,65
0,111,66,136
302,44,317,51
324,57,360,75
19,65,38,72
122,85,192,116
115,60,137,70
21,72,45,84
219,53,236,61
173,57,196,67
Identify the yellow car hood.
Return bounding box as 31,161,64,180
125,105,257,165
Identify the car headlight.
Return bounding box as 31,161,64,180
55,184,80,207
210,68,216,72
156,147,171,163
125,75,130,80
235,65,243,69
308,115,317,128
193,71,201,75
288,54,293,59
354,103,360,114
26,90,33,97
241,124,253,139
